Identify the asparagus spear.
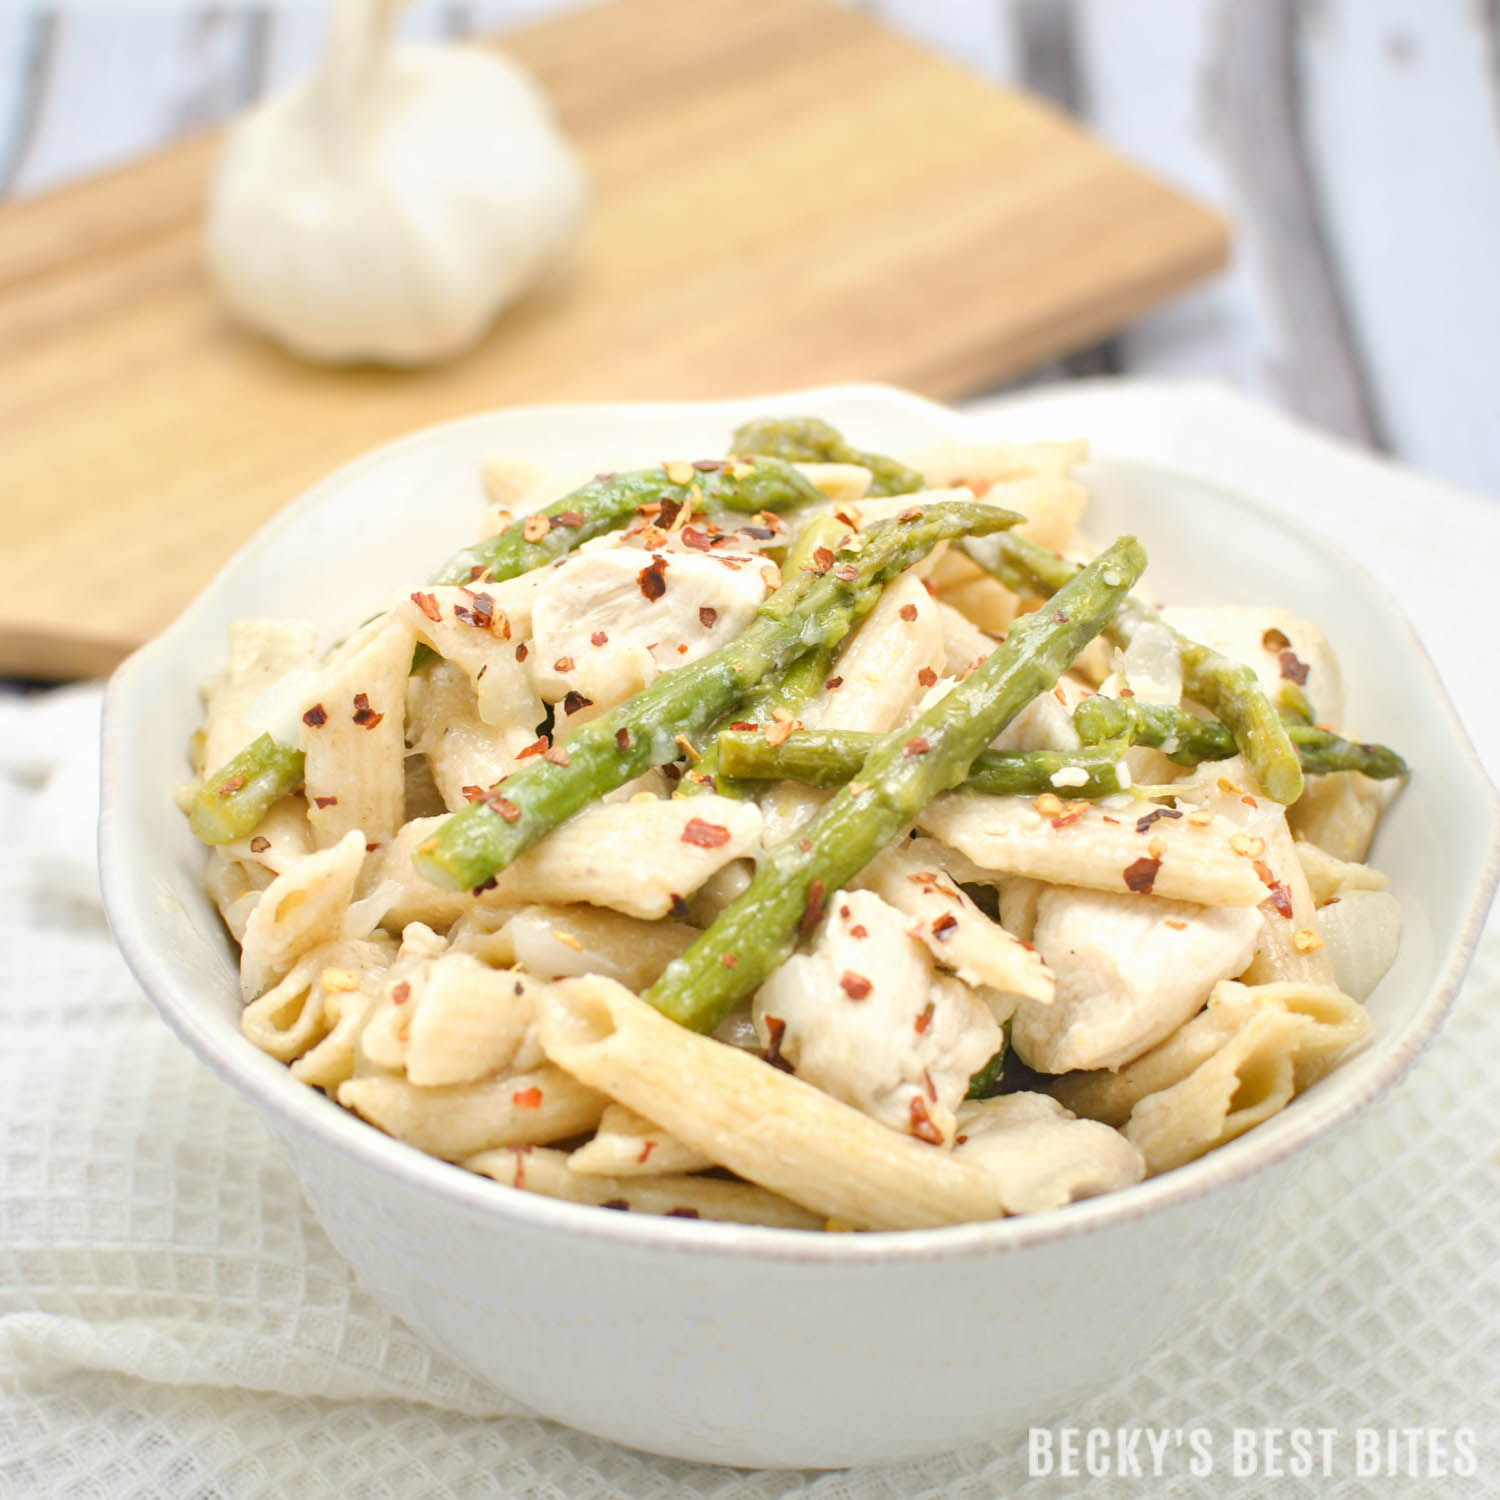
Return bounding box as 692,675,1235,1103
188,733,305,845
642,535,1147,1034
433,457,824,587
1073,697,1408,780
412,500,1023,892
714,728,1135,799
729,416,925,498
960,530,1306,805
680,513,859,798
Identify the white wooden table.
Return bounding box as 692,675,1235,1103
4,0,1498,499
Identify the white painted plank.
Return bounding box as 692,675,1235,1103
1075,0,1285,399
1299,0,1500,495
858,0,1022,83
9,9,257,196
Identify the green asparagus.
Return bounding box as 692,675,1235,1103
715,728,1135,799
729,416,925,498
188,733,305,845
681,513,859,798
412,499,1024,892
432,458,824,587
642,535,1148,1034
1073,697,1408,780
961,530,1306,805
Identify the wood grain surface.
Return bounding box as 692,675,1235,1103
0,0,1228,679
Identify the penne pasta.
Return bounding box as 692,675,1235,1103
466,1146,824,1229
536,976,1005,1230
338,1064,607,1161
567,1102,715,1177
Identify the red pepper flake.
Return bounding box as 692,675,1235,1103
468,565,490,583
903,737,930,756
512,1086,544,1110
1136,807,1183,835
908,1095,943,1145
762,1014,792,1071
212,776,244,798
796,837,813,853
590,630,609,647
302,704,327,728
1252,858,1277,886
832,563,859,582
1123,855,1161,894
720,952,739,969
515,642,529,662
923,1067,937,1102
825,676,844,691
682,527,712,551
810,546,835,575
615,727,631,750
461,784,486,802
801,878,826,934
410,591,442,623
543,745,571,767
728,721,757,733
486,794,522,823
839,971,872,1000
352,693,384,729
666,1206,701,1219
914,1000,935,1034
1278,650,1310,685
553,510,585,528
696,606,720,633
248,835,270,853
917,667,938,687
562,690,593,716
636,1140,657,1165
1051,810,1087,829
453,591,497,631
849,924,867,939
931,912,959,941
899,603,918,622
638,555,669,601
1164,919,1187,932
1262,627,1291,653
553,656,576,675
682,818,731,848
522,515,551,543
1242,794,1259,809
516,737,549,760
1265,883,1294,920
313,795,338,809
898,506,923,522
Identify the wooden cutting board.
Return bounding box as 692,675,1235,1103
0,0,1227,680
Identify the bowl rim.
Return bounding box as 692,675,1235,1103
100,382,1500,1265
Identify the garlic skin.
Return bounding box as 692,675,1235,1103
206,0,588,366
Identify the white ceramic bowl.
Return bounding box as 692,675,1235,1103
101,385,1500,1468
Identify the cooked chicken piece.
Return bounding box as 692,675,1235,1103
953,1093,1144,1213
528,548,769,716
752,890,1002,1147
1011,886,1261,1073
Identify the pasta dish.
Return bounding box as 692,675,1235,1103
179,416,1406,1231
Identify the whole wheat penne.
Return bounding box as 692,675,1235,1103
537,976,1004,1230
466,1145,824,1229
201,620,317,773
338,1064,606,1161
858,839,1054,1006
242,936,393,1063
301,612,415,848
566,1102,715,1177
916,790,1267,907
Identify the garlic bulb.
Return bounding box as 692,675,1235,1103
206,0,588,366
